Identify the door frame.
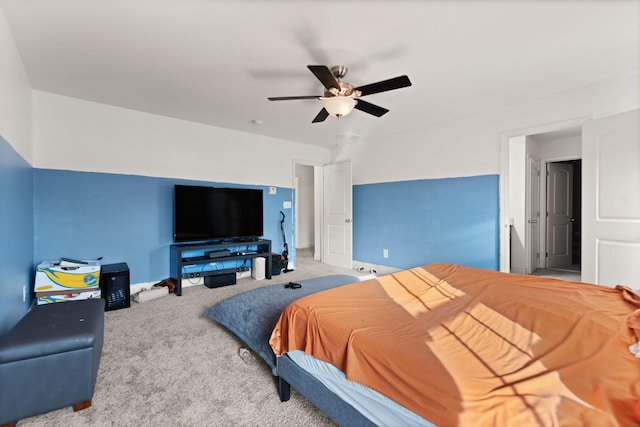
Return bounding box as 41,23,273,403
500,116,589,273
292,159,353,268
292,159,324,262
526,155,541,273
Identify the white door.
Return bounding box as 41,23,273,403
582,109,640,287
547,162,574,268
322,161,353,269
527,157,541,273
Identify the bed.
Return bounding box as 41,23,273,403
204,263,640,426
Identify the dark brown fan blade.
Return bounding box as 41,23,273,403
268,95,320,101
354,99,389,117
307,65,340,91
312,108,329,123
355,75,411,97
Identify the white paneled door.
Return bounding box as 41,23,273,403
322,161,353,269
582,109,640,287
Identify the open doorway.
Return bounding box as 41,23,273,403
293,160,353,269
508,126,582,281
504,110,640,286
294,163,317,257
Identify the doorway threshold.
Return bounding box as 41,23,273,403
548,264,581,273
532,267,581,282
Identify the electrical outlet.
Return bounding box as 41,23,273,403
383,249,389,258
22,285,27,302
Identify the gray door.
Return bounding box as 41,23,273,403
547,162,573,268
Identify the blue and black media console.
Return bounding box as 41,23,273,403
170,239,272,296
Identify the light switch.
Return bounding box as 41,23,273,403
269,186,277,195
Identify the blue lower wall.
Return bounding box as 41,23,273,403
1,151,499,335
34,169,294,285
353,175,500,270
0,136,34,335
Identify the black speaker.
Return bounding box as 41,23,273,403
101,262,130,311
204,272,236,288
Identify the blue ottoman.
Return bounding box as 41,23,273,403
0,298,105,425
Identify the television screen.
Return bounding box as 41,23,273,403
174,185,264,242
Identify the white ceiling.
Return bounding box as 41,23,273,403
1,0,638,148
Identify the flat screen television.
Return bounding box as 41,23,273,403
174,185,264,243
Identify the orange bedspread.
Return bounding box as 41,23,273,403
270,263,640,426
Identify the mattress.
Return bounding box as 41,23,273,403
271,263,640,426
287,350,434,427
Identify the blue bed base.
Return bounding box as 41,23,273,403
276,353,377,427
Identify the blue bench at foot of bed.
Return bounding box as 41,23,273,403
0,299,105,426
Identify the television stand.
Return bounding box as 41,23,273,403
169,239,272,296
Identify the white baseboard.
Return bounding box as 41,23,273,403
130,281,157,295
130,270,254,295
132,286,168,302
237,270,251,279
131,279,201,296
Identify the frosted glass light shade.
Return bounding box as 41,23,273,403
323,96,356,117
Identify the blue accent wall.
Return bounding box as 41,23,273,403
34,169,293,285
3,158,499,335
0,136,34,335
353,175,500,270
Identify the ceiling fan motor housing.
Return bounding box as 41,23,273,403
330,65,348,79
324,81,360,98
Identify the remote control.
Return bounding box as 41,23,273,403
284,282,301,289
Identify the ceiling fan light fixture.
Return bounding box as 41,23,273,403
268,65,412,123
323,96,356,118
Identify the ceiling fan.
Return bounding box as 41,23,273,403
267,65,412,123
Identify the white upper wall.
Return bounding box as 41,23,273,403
32,91,331,188
0,5,31,161
35,70,639,189
340,74,639,185
530,135,582,160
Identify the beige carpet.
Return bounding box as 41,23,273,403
18,252,366,426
